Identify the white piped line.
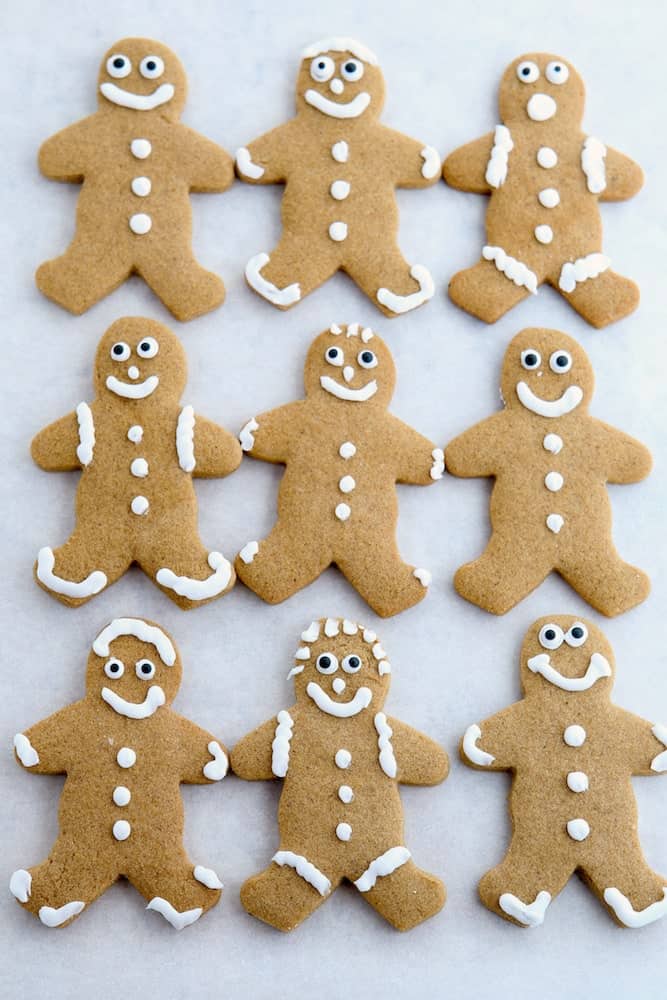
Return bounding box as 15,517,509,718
377,265,434,315
39,901,85,927
500,891,551,927
245,253,301,306
194,865,223,890
146,897,202,930
36,547,107,599
157,552,232,601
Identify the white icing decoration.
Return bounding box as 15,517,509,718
321,374,377,402
271,710,293,777
332,677,346,695
339,475,355,493
335,748,351,769
9,869,32,902
485,125,513,188
131,495,149,516
113,819,131,841
146,897,202,930
301,37,379,65
499,891,551,927
346,323,360,337
342,620,358,635
330,79,344,96
338,785,354,803
203,741,228,781
131,176,151,197
329,221,348,242
176,405,196,472
272,851,331,896
236,146,265,179
546,513,565,534
567,771,589,793
527,93,557,121
581,137,607,194
604,887,667,928
101,82,174,110
413,568,431,587
94,618,176,665
102,684,166,719
567,818,590,841
545,471,564,492
482,246,537,294
336,822,352,842
330,180,350,200
360,327,373,343
245,253,301,306
287,665,304,679
117,747,136,768
130,457,148,478
354,847,411,892
378,660,391,676
127,366,140,381
372,642,386,660
113,785,131,806
39,901,85,927
537,146,558,169
335,503,351,521
559,253,611,293
535,225,553,245
564,725,586,747
305,89,370,119
527,652,611,692
462,723,495,766
650,724,667,772
128,424,143,443
538,188,560,209
75,402,95,466
375,712,397,778
14,733,39,767
377,264,434,314
543,433,563,454
430,447,444,480
363,630,376,643
157,551,232,601
420,145,441,180
130,138,152,159
106,374,159,399
239,418,259,452
516,381,583,417
295,646,310,659
302,621,321,643
307,682,372,717
129,213,152,235
331,141,349,163
324,618,340,637
194,865,223,890
37,546,107,598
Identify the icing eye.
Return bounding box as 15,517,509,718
516,61,540,84
538,624,564,650
310,56,335,83
104,658,125,679
137,337,159,358
550,350,572,374
341,59,364,82
316,653,339,674
110,341,131,361
521,349,541,370
565,622,588,648
135,659,156,680
140,55,165,80
342,654,362,674
357,350,377,369
106,54,132,79
546,61,569,85
325,346,344,367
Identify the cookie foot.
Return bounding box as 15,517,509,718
377,264,434,315
36,546,107,601
245,253,301,308
156,551,233,604
146,896,202,930
241,856,331,931
604,887,667,928
499,890,551,927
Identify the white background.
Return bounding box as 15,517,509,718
1,0,666,997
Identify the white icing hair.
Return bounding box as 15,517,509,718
301,37,379,66
93,618,176,666
295,618,389,675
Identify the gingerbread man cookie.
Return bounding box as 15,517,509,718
461,616,667,928
32,317,241,609
10,618,228,930
236,323,444,617
232,617,448,931
446,328,651,616
237,37,440,316
443,53,643,327
37,38,234,321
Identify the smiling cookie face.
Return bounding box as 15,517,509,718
289,618,391,718
304,324,395,408
97,38,186,119
296,38,385,122
95,317,187,403
501,328,594,417
87,617,182,717
520,614,615,698
498,53,585,127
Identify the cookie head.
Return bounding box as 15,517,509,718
98,38,186,118
499,54,585,126
290,619,391,717
89,618,182,718
520,615,615,698
305,324,395,408
95,317,187,403
297,38,384,121
501,328,593,418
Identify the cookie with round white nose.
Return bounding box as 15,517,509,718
237,37,440,316
10,618,228,930
235,323,444,617
446,327,651,616
31,317,242,609
231,617,448,931
461,615,667,929
36,38,234,321
443,53,643,327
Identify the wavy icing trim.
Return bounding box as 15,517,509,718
485,125,513,188
559,253,610,293
273,850,331,896
271,710,294,777
581,136,607,194
301,37,378,65
482,246,538,294
176,405,195,472
375,712,397,778
354,846,411,892
93,617,176,665
75,402,95,466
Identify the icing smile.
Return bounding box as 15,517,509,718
306,681,372,717
106,374,159,399
304,89,371,118
516,381,583,417
320,375,377,401
527,652,611,691
101,684,166,718
100,81,175,110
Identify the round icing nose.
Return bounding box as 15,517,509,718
333,677,346,694
330,78,344,95
527,94,557,121
343,366,354,383
128,365,140,380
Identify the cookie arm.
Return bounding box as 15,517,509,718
442,133,494,193
235,122,296,184
239,403,302,464
38,117,95,181
387,416,443,485
379,126,441,188
598,147,644,202
231,718,283,780
31,413,81,471
177,125,235,192
592,419,652,484
174,714,229,784
387,718,449,785
446,413,505,478
191,416,243,478
459,704,520,771
13,704,81,774
612,708,667,776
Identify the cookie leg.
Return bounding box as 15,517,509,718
128,851,222,930
138,531,235,610
449,258,535,324
235,522,330,605
454,532,552,615
478,838,573,928
245,235,339,310
346,249,434,317
241,852,335,932
355,851,445,931
337,538,430,617
137,249,225,322
34,529,131,607
558,541,649,616
555,267,639,329
581,845,667,928
36,240,131,315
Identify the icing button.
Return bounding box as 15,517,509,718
543,433,563,454
130,458,149,478
116,747,136,768
329,221,348,242
535,224,553,244
331,141,349,163
131,176,151,197
545,472,564,492
113,785,131,806
563,725,586,747
336,822,352,842
130,138,152,159
536,146,558,169
338,785,354,803
330,180,350,200
335,748,351,769
566,818,590,842
131,495,149,516
546,513,564,534
113,819,131,841
129,213,152,235
566,771,589,793
127,425,143,443
335,503,351,521
538,188,560,209
339,441,356,459
339,475,355,494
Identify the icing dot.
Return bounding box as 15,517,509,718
330,180,350,200
567,771,589,793
546,513,564,533
545,471,564,492
535,224,553,244
339,441,356,459
335,748,351,769
336,822,352,842
537,146,558,169
127,425,143,443
129,213,152,235
113,819,132,841
331,141,349,163
131,495,149,516
329,221,348,242
117,747,136,768
564,725,586,747
130,458,149,478
131,176,151,197
335,503,351,521
338,785,354,803
538,188,560,208
113,785,131,806
339,475,355,494
130,138,152,159
566,818,590,842
543,433,563,454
